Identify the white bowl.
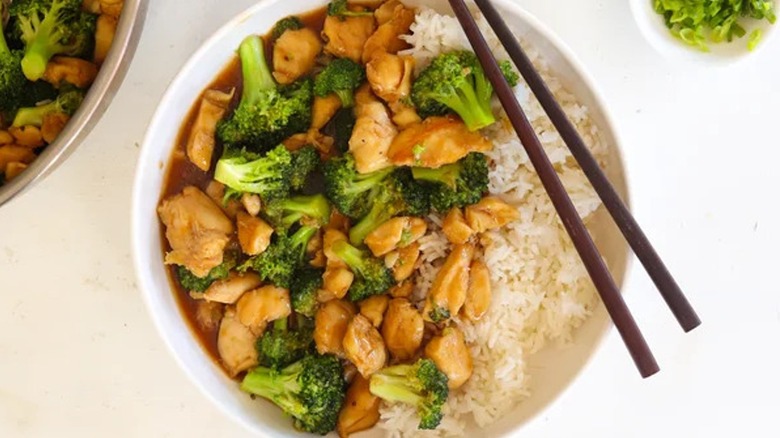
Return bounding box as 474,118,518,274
132,0,631,436
630,0,778,65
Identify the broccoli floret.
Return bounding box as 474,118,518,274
411,51,518,131
217,35,312,151
323,153,395,219
271,16,303,40
290,145,320,191
10,0,97,81
256,317,314,369
369,359,449,430
499,60,520,87
12,86,84,127
412,152,489,212
327,0,373,18
314,58,365,108
175,254,236,292
348,168,429,245
214,144,293,202
290,266,323,317
427,306,450,323
0,18,26,112
240,225,318,289
241,354,346,435
263,194,331,231
331,239,394,301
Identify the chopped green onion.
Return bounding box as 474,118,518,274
652,0,776,51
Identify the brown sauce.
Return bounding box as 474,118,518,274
158,6,329,374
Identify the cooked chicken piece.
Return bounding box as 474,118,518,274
41,112,69,144
94,14,118,65
382,298,424,361
312,94,343,131
283,129,336,157
322,15,376,63
186,88,235,171
3,162,28,181
442,208,475,245
388,279,413,298
273,28,323,85
424,327,473,389
9,126,44,148
0,146,36,174
423,242,475,322
218,307,258,377
315,299,356,357
329,210,352,233
362,3,415,63
464,196,520,233
343,314,387,377
358,294,389,328
323,228,350,268
235,285,291,335
374,0,402,25
195,300,224,331
205,180,241,219
43,56,98,88
337,374,381,438
158,186,235,277
236,212,274,256
386,241,420,282
388,116,492,168
349,85,396,173
364,216,426,256
203,272,263,304
82,0,102,13
99,0,124,17
366,53,413,104
240,193,262,217
389,102,421,129
0,131,13,145
319,265,354,302
463,259,491,321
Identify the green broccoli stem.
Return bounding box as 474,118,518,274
411,164,460,189
241,365,306,416
444,81,496,131
291,225,318,261
335,89,354,108
12,101,56,127
369,374,424,406
349,201,391,245
18,1,67,82
345,167,395,196
238,35,276,105
273,317,288,332
332,240,367,274
0,20,11,55
276,195,331,229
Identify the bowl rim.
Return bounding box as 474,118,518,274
0,0,150,208
132,0,634,435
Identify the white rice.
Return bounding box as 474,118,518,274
376,8,608,437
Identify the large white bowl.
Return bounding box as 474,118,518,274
132,0,631,436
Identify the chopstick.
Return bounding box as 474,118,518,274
472,0,700,334
448,0,660,378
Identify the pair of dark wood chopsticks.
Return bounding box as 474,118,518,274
448,0,701,378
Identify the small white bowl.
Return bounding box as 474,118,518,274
630,0,778,65
132,0,632,436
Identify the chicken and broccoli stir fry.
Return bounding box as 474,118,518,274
0,0,123,185
158,1,520,435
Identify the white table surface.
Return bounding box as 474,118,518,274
2,0,779,436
